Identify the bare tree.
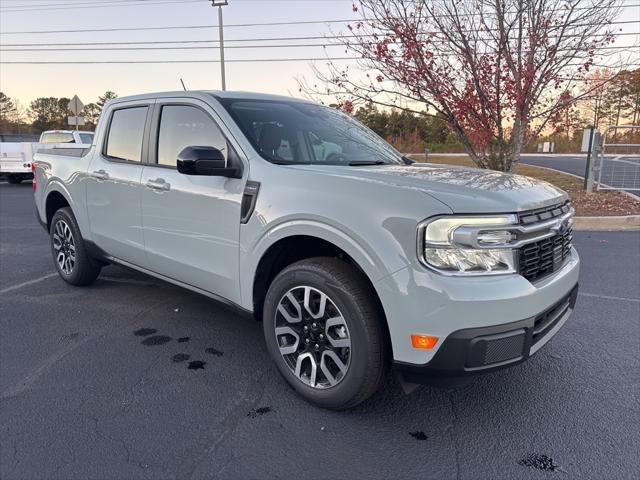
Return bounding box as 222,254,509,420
300,0,622,171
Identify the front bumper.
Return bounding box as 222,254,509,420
375,247,580,366
395,284,578,382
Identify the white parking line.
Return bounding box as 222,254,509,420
606,155,640,167
579,292,640,304
0,225,44,230
0,273,57,295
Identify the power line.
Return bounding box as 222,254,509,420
0,0,203,12
1,16,638,35
0,57,357,64
0,0,166,4
0,0,181,7
0,0,166,8
2,31,637,47
1,44,636,52
2,0,638,13
2,58,638,66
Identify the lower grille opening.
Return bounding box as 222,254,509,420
532,294,572,345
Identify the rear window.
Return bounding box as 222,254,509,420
105,107,148,162
79,133,94,144
40,132,74,144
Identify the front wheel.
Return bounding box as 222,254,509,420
50,207,101,286
263,258,387,409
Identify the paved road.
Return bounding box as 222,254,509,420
521,154,640,195
1,183,639,480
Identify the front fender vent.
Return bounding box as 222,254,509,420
240,181,260,224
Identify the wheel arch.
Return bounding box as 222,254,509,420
45,189,72,231
250,232,390,345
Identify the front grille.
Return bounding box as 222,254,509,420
518,201,572,224
519,229,572,281
517,201,573,282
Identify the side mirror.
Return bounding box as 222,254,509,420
176,146,242,178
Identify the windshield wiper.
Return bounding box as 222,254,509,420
348,160,386,166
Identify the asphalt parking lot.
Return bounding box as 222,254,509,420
1,181,639,480
521,154,640,194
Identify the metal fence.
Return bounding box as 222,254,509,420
596,125,640,192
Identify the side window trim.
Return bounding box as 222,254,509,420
101,103,154,165
147,101,230,170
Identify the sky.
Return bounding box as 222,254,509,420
0,0,365,107
0,0,639,110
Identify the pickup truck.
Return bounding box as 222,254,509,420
1,130,93,184
33,91,579,409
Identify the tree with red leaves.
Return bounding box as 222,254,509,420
301,0,621,171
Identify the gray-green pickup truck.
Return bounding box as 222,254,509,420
33,91,579,409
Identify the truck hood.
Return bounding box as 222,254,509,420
287,163,568,213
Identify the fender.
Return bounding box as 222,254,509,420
239,216,406,311
43,178,92,242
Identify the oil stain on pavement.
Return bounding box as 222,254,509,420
247,407,274,418
133,329,208,370
133,328,157,337
141,335,172,346
60,332,80,341
172,353,190,363
205,347,224,357
409,431,428,440
187,360,206,370
518,454,561,471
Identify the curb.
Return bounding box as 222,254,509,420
573,215,640,231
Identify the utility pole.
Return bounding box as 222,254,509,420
211,1,228,91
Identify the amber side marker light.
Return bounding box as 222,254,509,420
411,334,438,349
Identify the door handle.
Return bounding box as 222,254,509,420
91,169,109,180
146,178,171,191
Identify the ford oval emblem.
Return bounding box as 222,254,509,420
551,219,570,235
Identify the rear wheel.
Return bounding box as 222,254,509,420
7,174,23,184
50,207,101,286
263,257,387,409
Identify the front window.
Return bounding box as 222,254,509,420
157,105,227,167
218,98,403,166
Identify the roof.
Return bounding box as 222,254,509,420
41,130,93,134
108,90,313,105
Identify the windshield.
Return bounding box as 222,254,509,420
218,98,403,166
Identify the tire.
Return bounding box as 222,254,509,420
263,257,387,409
50,207,101,286
7,174,23,184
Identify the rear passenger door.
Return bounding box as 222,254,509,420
86,101,153,264
140,98,246,304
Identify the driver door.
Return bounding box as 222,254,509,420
140,98,246,304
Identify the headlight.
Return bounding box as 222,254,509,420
418,215,518,275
